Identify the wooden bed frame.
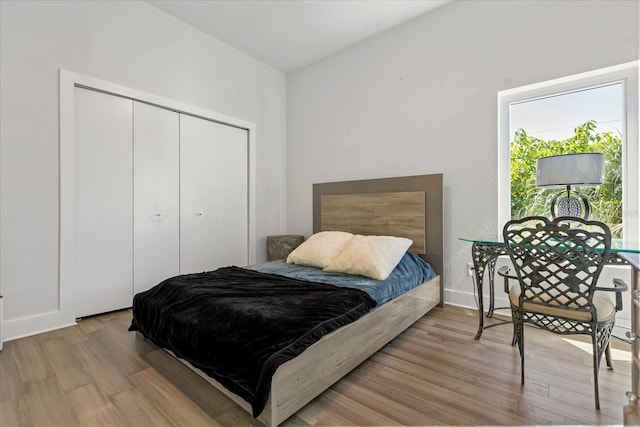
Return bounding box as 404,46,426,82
153,173,444,426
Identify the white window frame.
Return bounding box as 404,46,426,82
497,61,639,241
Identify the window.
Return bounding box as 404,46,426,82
509,84,623,236
498,62,639,242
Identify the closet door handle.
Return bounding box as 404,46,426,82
151,210,168,220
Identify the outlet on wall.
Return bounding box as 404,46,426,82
467,262,474,277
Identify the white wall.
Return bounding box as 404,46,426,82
0,1,287,338
286,0,639,308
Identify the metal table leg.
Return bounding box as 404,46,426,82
472,242,508,339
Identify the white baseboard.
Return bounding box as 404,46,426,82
444,287,510,315
3,310,76,342
443,288,632,342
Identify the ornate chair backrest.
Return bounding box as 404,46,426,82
502,216,611,317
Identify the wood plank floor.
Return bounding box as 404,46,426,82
0,305,631,426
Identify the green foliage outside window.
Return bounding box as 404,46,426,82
510,120,623,237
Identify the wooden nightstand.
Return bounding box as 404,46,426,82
267,235,304,261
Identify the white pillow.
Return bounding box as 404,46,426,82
286,231,354,268
323,235,413,280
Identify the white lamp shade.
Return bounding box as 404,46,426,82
536,153,605,187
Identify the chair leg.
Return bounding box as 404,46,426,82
516,310,525,385
510,306,520,347
605,342,613,370
591,333,601,410
511,307,518,347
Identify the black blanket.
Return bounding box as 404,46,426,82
129,266,376,417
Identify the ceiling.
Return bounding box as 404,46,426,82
146,0,451,73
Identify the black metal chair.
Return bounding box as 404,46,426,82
498,216,627,409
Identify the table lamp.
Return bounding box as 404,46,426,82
536,153,605,219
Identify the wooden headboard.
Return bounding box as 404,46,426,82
313,174,443,303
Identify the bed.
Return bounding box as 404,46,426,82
131,173,443,426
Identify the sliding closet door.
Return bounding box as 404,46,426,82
180,115,249,273
133,102,180,294
75,88,133,318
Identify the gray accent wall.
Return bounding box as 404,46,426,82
286,0,639,308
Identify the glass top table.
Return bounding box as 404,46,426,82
459,235,640,339
459,235,640,253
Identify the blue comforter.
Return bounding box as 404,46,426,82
247,252,435,306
